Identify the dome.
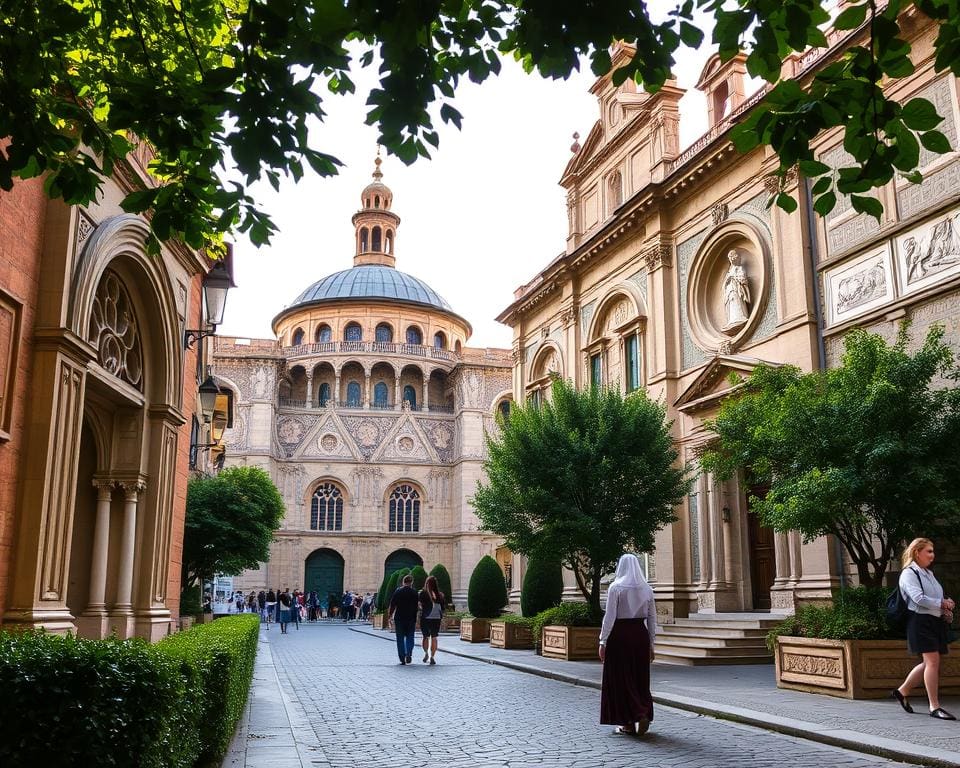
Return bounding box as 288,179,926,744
287,265,454,312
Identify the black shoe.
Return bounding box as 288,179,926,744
930,708,956,720
405,655,412,664
891,689,914,713
429,657,436,665
399,659,406,665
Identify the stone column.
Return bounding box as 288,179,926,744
87,480,114,611
363,374,371,410
115,481,143,615
422,376,430,411
696,472,711,590
305,373,313,407
789,531,803,585
334,374,341,406
394,376,401,410
774,532,791,586
707,472,725,588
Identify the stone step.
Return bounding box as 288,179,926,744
655,633,767,648
672,617,784,630
654,641,772,658
659,625,771,639
653,648,774,666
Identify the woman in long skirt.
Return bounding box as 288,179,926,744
599,553,657,736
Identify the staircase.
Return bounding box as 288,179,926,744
654,612,782,666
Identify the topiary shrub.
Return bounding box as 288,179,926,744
410,565,428,591
467,555,508,619
376,573,391,613
179,584,202,616
383,570,401,609
521,556,564,617
532,602,596,651
429,563,453,606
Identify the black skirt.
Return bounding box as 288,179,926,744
906,612,949,655
600,617,654,725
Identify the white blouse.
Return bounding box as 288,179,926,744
900,565,945,617
598,583,657,646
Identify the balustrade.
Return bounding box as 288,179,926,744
283,340,458,362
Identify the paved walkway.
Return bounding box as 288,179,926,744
221,623,958,768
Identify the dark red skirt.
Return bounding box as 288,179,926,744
600,617,654,725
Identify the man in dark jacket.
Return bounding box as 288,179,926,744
389,574,419,664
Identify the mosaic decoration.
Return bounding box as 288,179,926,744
420,418,457,463
627,269,648,302
341,416,394,460
677,229,710,370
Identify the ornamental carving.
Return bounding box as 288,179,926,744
320,434,339,452
277,417,307,445
89,270,143,390
763,176,781,194
711,202,729,226
782,652,842,678
643,242,672,272
560,304,579,327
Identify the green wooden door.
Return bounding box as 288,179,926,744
304,549,344,599
384,548,423,581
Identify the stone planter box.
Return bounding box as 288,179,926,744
775,635,960,699
440,614,461,633
178,616,195,632
541,625,600,661
460,617,490,643
490,620,534,650
195,613,214,624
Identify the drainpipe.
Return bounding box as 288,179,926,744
803,176,847,591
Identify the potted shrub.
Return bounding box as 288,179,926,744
430,563,454,610
490,614,535,649
771,587,960,699
441,610,467,633
461,555,507,642
534,602,599,661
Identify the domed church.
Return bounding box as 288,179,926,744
211,157,513,603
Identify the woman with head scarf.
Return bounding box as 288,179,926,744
599,553,657,735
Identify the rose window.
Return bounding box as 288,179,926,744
89,270,142,390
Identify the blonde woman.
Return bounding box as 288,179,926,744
892,538,956,720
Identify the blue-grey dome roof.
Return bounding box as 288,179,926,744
288,265,454,312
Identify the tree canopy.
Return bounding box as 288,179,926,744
182,465,284,588
2,1,958,254
701,325,960,588
473,378,688,620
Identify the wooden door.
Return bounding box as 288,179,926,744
747,487,775,609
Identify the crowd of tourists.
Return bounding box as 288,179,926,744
225,588,377,627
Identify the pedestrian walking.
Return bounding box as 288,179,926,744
389,574,419,665
266,588,277,627
235,591,244,614
892,538,956,720
599,553,656,736
278,588,292,634
257,590,267,621
419,575,445,664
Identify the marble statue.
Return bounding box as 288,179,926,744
722,249,750,331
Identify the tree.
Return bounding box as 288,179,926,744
701,325,960,588
473,378,688,621
467,555,508,619
181,466,283,590
521,556,564,618
2,1,957,253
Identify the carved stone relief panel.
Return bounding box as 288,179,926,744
823,243,895,327
894,205,960,296
340,416,394,460
419,418,456,463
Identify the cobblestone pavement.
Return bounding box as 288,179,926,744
260,624,912,768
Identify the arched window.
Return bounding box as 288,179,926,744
403,385,417,409
374,381,389,407
316,324,332,343
386,230,394,254
291,327,305,346
318,382,331,407
310,483,343,531
360,228,369,253
346,381,362,406
375,323,393,343
433,331,446,349
372,226,382,251
406,326,422,345
498,399,511,421
344,323,362,342
454,340,462,354
375,194,381,208
608,170,623,212
389,484,420,532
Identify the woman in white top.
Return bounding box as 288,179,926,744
598,553,657,735
892,538,956,720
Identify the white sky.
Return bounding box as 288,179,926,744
219,45,722,350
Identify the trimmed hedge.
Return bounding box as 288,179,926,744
429,563,453,606
383,570,401,611
520,557,563,617
376,573,391,613
410,565,428,591
0,614,260,768
468,555,508,619
501,614,535,628
531,601,596,651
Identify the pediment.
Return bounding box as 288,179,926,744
561,121,603,182
371,413,439,464
674,355,781,413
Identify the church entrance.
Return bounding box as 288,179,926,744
746,486,775,610
304,549,344,601
384,548,422,580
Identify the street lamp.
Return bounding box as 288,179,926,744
197,376,221,425
184,253,234,349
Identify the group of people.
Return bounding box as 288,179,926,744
225,588,377,628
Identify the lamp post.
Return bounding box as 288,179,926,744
185,255,234,349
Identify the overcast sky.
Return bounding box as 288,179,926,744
218,43,726,350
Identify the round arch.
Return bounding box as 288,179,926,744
530,340,565,380
586,282,647,344
304,548,345,601
384,548,423,579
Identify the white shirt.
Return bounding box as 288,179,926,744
598,583,657,646
900,565,944,617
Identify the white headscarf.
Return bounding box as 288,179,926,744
611,553,650,592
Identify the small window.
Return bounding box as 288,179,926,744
318,382,331,407
360,228,369,253
375,195,381,208
374,381,389,407
375,323,393,343
345,323,362,342
625,334,640,392
372,226,382,251
498,400,511,421
310,483,343,531
403,384,417,409
388,484,420,533
346,381,362,406
291,327,305,346
528,389,542,410
316,324,332,343
590,353,602,389
386,230,394,254
433,332,446,350
406,326,422,345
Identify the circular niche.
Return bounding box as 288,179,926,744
686,220,770,354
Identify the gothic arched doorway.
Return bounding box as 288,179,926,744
304,548,344,602
384,548,423,580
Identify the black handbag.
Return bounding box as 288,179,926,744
886,567,922,631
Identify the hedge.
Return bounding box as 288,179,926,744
428,563,453,606
468,555,508,619
520,557,563,617
410,565,428,591
382,570,401,612
0,614,260,768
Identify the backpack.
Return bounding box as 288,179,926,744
886,568,923,631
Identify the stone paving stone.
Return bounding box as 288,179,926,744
225,623,917,768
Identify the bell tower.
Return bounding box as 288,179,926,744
352,152,401,268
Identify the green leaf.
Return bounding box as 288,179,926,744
811,176,832,195
834,3,868,30
776,192,798,213
900,98,943,131
814,190,837,216
850,194,883,219
799,159,831,177
920,130,952,154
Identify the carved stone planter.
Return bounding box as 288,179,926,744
460,617,490,643
371,613,388,630
541,625,600,661
775,635,960,699
440,614,461,634
490,620,534,650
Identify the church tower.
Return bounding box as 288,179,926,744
351,153,400,268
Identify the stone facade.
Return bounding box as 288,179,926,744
215,161,511,604
0,140,211,640
498,18,960,621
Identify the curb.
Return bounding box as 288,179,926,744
350,626,960,768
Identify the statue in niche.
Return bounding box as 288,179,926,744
721,248,751,332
